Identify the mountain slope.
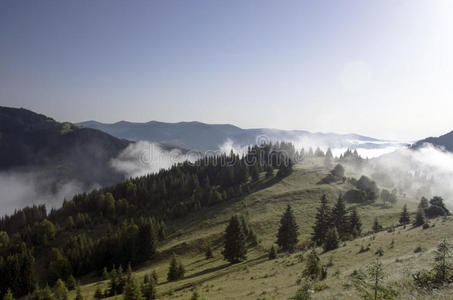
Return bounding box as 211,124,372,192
77,120,394,151
0,106,130,187
412,130,453,152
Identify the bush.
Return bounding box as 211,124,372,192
414,246,424,253
375,247,384,257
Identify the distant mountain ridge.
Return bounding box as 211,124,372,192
0,106,130,188
412,130,453,152
78,120,391,151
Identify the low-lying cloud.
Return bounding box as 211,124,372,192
0,171,86,216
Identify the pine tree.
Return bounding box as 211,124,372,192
2,289,14,300
205,246,214,259
433,238,452,283
331,195,348,240
276,205,299,252
54,279,68,300
312,195,330,246
167,254,184,281
323,227,340,252
399,204,410,225
141,276,157,300
372,217,382,233
367,259,387,300
66,274,76,291
223,215,247,263
123,275,143,300
303,249,321,280
268,245,277,260
413,207,425,227
349,207,362,238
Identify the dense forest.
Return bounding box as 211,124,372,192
0,142,297,298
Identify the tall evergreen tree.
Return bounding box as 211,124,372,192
167,254,184,281
276,205,299,252
223,215,247,263
331,195,348,240
349,207,362,238
413,207,426,227
312,195,331,246
399,204,410,225
123,275,143,300
372,217,382,233
433,238,452,283
141,277,157,300
323,226,340,252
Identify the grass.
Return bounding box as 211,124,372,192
72,158,453,299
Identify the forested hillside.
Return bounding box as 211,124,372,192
0,142,297,298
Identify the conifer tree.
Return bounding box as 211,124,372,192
372,217,382,233
312,195,331,246
349,207,362,238
433,238,452,283
123,275,143,300
303,249,321,280
141,276,157,300
205,246,214,259
399,204,410,225
413,207,426,227
167,254,184,281
331,195,348,240
277,205,299,252
66,274,76,291
367,259,386,300
223,215,247,263
268,245,277,260
54,279,68,300
323,226,340,252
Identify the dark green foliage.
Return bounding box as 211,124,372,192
399,204,410,225
303,249,321,280
277,205,299,252
142,274,157,300
344,189,367,204
223,215,247,263
0,142,295,290
331,164,345,178
330,195,348,240
375,247,384,257
312,195,330,246
413,239,453,289
323,227,339,252
349,207,362,238
294,279,313,300
356,176,379,202
413,208,426,227
66,274,76,290
123,275,143,300
205,246,214,259
268,245,277,260
372,217,382,233
418,197,429,210
167,254,185,281
53,279,68,300
0,242,37,297
424,196,450,218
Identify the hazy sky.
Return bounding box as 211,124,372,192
1,0,452,140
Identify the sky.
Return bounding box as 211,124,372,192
1,0,452,141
